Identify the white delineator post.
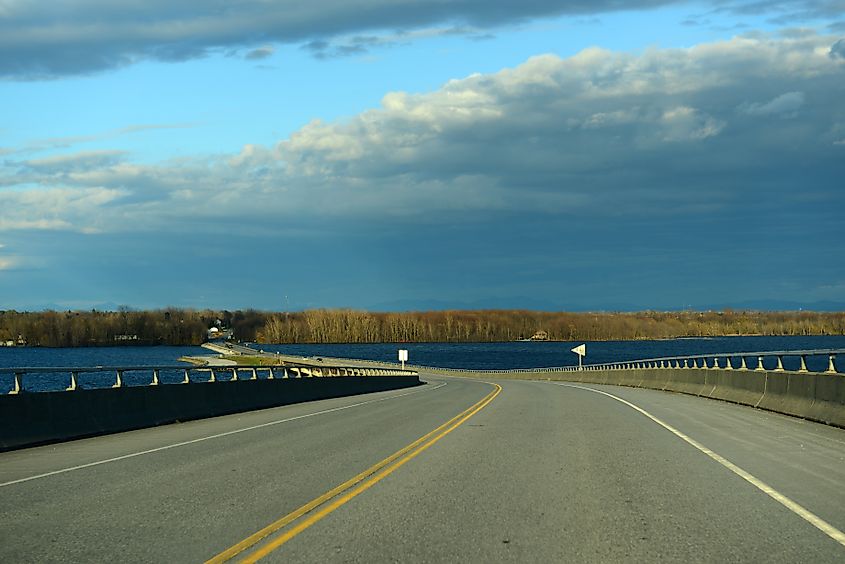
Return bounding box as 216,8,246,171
398,349,409,370
571,344,586,370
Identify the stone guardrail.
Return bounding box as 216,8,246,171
277,349,843,376
287,349,844,427
0,363,418,395
0,364,420,450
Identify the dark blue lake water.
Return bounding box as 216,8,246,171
258,335,845,371
2,336,843,393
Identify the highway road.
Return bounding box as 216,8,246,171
1,375,843,562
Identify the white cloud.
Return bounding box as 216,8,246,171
660,106,726,141
0,33,842,233
0,187,126,232
740,91,806,115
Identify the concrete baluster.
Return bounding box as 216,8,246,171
712,357,720,369
725,357,733,370
755,356,765,371
209,369,216,383
228,368,236,381
739,356,747,370
827,354,838,374
250,368,257,381
683,359,689,369
268,367,275,379
10,372,22,394
775,356,785,372
798,355,808,373
68,371,79,391
151,369,160,385
182,369,190,384
113,370,123,388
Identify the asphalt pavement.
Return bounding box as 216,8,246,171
1,375,843,562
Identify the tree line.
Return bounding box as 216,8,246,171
0,308,265,347
255,309,845,343
1,308,842,347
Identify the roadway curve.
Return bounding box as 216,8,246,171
1,375,843,562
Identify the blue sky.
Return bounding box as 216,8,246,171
1,1,844,311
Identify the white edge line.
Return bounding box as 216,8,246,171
550,382,845,549
0,381,447,488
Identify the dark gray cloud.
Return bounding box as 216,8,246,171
716,0,845,20
245,46,275,60
2,0,839,79
301,26,482,59
22,150,127,174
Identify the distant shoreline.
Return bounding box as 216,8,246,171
2,309,842,348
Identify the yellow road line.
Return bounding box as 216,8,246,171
206,382,501,564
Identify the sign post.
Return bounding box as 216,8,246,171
398,349,409,370
571,344,586,370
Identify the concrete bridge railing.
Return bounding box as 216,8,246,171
306,348,843,427
0,364,421,450
407,349,843,376
409,349,844,428
1,364,418,395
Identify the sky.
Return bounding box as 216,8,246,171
1,1,844,312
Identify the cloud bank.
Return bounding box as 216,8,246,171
1,33,843,236
1,0,843,78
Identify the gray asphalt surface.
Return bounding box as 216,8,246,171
1,375,843,562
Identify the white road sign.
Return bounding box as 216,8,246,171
571,344,586,370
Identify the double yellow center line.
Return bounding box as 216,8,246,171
206,382,502,563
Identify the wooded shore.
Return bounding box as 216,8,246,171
1,309,843,347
